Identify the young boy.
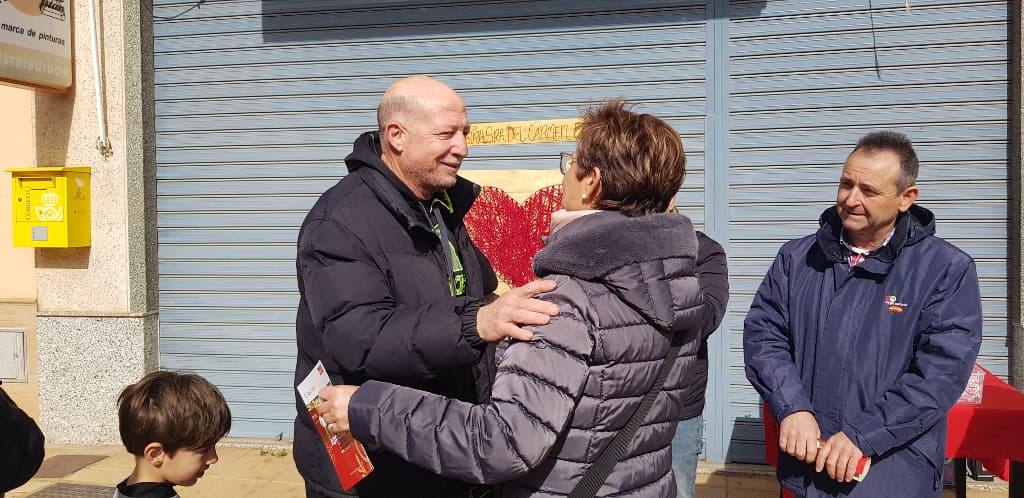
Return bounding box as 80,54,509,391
115,371,231,498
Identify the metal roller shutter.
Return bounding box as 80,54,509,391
154,0,709,439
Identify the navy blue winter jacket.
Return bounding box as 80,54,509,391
744,205,982,497
294,131,498,497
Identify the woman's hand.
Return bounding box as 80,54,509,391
317,385,360,434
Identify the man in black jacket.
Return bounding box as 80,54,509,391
671,230,729,498
0,384,45,495
294,75,560,498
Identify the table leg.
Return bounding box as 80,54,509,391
1010,460,1024,498
954,458,967,498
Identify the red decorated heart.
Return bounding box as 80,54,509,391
464,185,563,287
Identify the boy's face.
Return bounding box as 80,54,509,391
160,446,218,486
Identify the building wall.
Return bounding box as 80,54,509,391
26,0,155,444
35,1,129,313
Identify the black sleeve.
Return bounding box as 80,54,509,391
0,386,45,492
298,218,486,383
695,231,730,338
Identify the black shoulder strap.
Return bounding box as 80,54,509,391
567,329,686,498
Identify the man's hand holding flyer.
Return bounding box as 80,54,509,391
297,361,374,490
816,439,871,481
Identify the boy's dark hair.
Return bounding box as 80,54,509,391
574,98,687,217
117,370,231,456
851,130,919,191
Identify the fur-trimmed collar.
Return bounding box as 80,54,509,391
533,210,701,331
534,210,698,280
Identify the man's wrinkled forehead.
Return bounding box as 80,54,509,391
840,149,901,184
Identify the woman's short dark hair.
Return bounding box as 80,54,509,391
117,370,232,456
851,130,919,191
574,99,686,217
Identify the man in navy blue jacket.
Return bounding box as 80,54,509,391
744,131,982,497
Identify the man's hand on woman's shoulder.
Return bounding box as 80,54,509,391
475,279,560,343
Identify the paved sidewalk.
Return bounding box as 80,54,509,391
8,443,304,498
7,443,1011,497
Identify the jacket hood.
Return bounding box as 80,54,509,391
344,131,479,231
533,210,701,332
345,131,418,200
816,204,936,269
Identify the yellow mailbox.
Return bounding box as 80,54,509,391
8,167,91,248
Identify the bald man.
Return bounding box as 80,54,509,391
293,76,560,498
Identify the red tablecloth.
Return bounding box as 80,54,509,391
763,365,1024,481
946,365,1024,480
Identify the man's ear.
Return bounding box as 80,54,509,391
383,122,406,153
144,442,167,467
898,185,919,212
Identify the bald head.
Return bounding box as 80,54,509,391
375,76,471,200
377,76,466,131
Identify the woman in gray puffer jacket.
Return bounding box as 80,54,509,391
317,99,729,498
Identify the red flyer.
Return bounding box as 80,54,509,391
297,361,374,490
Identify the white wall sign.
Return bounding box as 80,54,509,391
0,0,72,91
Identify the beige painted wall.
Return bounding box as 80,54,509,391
0,85,39,416
0,85,37,300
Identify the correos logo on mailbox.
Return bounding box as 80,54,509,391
35,190,63,222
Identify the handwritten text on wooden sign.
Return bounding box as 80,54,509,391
467,119,580,146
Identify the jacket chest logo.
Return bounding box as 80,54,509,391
885,295,908,313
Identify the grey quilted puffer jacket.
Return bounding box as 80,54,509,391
349,210,725,497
